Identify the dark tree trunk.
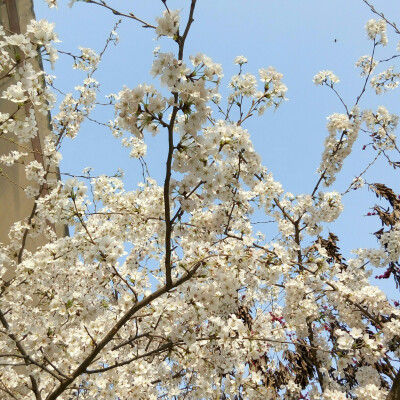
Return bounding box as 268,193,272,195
388,369,400,400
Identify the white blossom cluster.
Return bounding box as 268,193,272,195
228,64,287,112
317,108,361,186
313,70,340,86
155,9,180,38
356,55,378,76
380,224,400,262
73,47,100,71
365,19,388,46
363,105,398,150
357,223,400,267
370,66,400,94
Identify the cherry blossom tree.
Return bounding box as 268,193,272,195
1,0,400,399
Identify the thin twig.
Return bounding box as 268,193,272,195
85,0,156,29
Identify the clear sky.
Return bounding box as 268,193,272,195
33,0,400,299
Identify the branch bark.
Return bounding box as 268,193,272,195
163,0,197,287
387,369,400,400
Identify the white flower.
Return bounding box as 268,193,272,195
356,55,378,76
73,47,99,71
27,19,59,44
155,9,180,38
0,151,27,166
313,70,340,85
350,327,363,339
365,19,388,46
335,329,354,350
5,34,29,46
25,160,46,183
234,55,248,65
2,81,28,103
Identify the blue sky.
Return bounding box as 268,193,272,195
33,0,400,298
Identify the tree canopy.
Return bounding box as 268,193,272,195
1,0,400,399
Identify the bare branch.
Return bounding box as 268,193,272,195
85,0,156,29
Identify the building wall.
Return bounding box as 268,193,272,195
0,0,66,253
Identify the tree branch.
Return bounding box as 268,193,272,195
85,0,156,29
46,258,204,400
163,0,197,288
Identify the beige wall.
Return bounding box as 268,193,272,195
0,0,67,250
